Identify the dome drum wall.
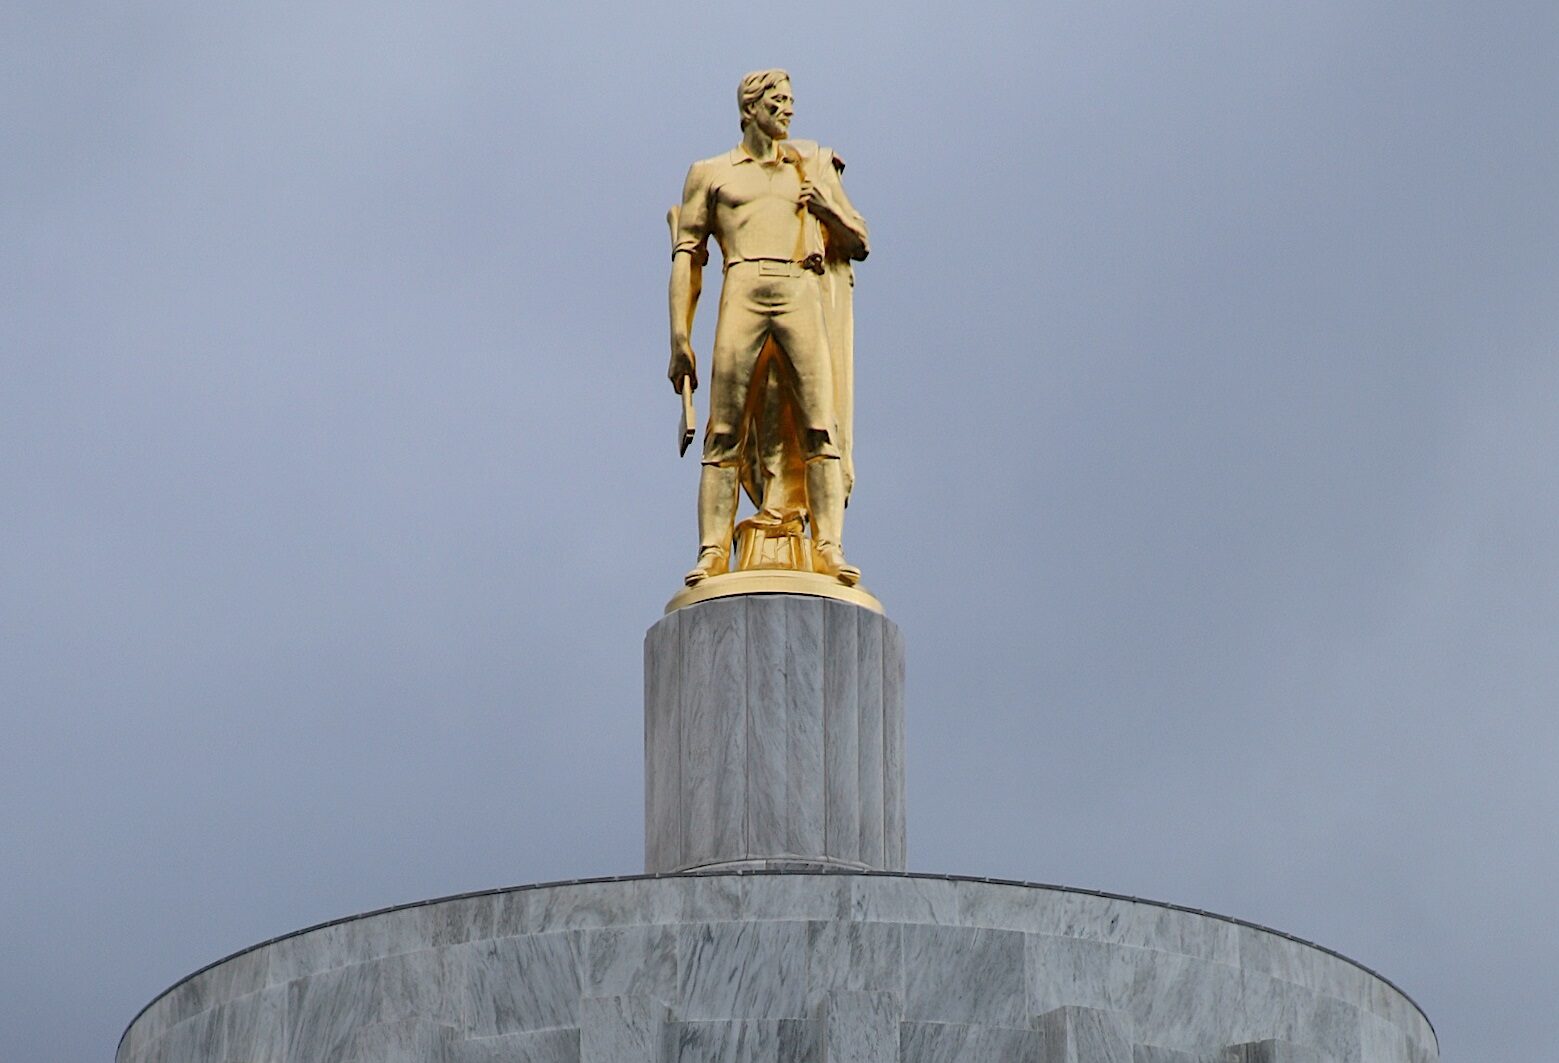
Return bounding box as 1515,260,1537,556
117,873,1437,1063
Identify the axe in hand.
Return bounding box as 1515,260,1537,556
677,377,695,456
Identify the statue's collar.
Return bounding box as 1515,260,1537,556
729,140,819,166
729,146,789,166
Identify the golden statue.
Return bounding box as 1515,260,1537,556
665,69,875,610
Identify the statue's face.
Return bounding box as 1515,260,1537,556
751,79,794,140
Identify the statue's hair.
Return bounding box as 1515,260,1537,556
737,69,791,131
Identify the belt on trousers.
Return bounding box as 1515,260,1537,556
726,255,825,276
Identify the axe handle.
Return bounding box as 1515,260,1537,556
679,377,696,456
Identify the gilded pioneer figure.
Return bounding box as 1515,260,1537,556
667,69,870,590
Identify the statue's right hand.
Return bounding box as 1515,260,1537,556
668,340,697,393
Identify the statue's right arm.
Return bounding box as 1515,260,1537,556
668,163,711,392
668,250,702,392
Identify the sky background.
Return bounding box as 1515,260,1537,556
3,2,1556,1060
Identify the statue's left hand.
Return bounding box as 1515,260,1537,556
799,179,839,223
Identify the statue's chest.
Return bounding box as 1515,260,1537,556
715,163,801,212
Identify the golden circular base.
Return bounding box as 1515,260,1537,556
664,569,884,614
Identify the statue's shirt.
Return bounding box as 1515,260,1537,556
674,147,824,267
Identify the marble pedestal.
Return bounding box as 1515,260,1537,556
117,872,1438,1063
644,596,905,874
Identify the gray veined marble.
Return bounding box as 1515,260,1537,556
898,1021,1046,1063
120,873,1436,1063
880,618,906,870
285,961,384,1063
818,989,900,1063
461,932,581,1036
644,596,906,873
902,924,1027,1027
747,598,791,859
1033,1005,1133,1063
154,1008,220,1063
344,1018,454,1063
1225,1040,1336,1063
580,925,678,1001
677,920,808,1020
680,597,748,871
644,611,682,875
802,919,901,1005
855,610,885,867
446,1028,580,1063
580,994,673,1063
783,598,827,860
1133,1046,1221,1063
741,872,851,923
375,947,465,1027
821,601,860,865
1110,948,1244,1048
679,873,745,923
221,985,285,1063
849,874,958,925
1026,934,1134,1017
675,1018,819,1063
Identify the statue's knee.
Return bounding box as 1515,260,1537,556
702,431,741,465
801,429,840,461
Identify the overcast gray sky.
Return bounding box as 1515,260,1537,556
3,2,1556,1060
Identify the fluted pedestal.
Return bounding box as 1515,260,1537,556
644,594,905,874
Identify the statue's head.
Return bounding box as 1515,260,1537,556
737,69,793,138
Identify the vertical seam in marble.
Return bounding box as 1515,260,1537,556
645,633,651,871
282,980,293,1063
779,600,789,861
674,609,686,871
648,616,680,874
672,609,683,870
678,608,688,873
645,633,650,873
846,605,861,865
882,622,890,870
742,596,751,859
821,605,830,863
739,597,753,864
857,611,878,867
860,604,873,860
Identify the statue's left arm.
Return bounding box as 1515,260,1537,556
800,153,869,262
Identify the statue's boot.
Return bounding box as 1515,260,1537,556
684,547,726,586
813,541,861,586
685,464,739,586
806,457,861,586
